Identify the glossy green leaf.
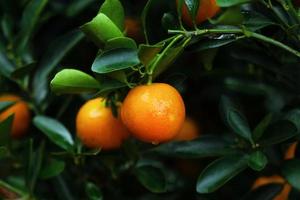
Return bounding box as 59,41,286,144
253,114,273,141
134,165,167,193
184,0,200,22
50,69,100,94
0,115,13,146
15,0,48,54
39,159,65,179
105,37,137,50
220,95,253,144
247,151,268,171
33,30,84,104
85,182,103,200
282,159,300,190
138,43,163,67
196,154,248,193
243,184,284,200
0,101,15,113
284,109,300,130
216,0,251,7
92,48,140,74
149,136,235,158
11,62,36,79
259,120,298,146
33,116,74,152
81,13,123,47
99,0,124,30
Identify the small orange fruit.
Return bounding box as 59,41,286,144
178,0,220,27
124,17,143,42
252,175,291,200
284,142,298,160
121,83,185,143
0,94,30,138
173,117,200,141
76,98,129,150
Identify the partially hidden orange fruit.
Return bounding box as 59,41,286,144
284,142,298,160
124,17,143,42
0,94,30,138
121,83,185,144
76,98,130,150
252,175,291,200
178,0,220,27
173,117,200,141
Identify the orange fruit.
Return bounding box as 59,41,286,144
252,175,291,200
124,17,143,42
284,142,298,160
173,117,200,141
121,83,185,143
76,98,130,150
178,0,220,27
0,94,30,138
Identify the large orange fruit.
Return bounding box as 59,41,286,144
121,83,185,143
252,175,291,200
173,117,200,141
284,142,298,160
178,0,220,27
76,98,130,150
0,94,30,138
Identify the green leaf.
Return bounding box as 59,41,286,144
134,165,167,193
94,76,127,96
105,37,137,50
282,159,300,190
81,13,124,47
284,109,300,131
50,69,100,94
189,37,237,51
243,184,284,200
92,48,140,74
253,114,273,141
213,6,244,25
259,120,298,146
184,0,200,23
0,101,15,113
220,95,253,144
0,51,14,78
15,0,48,54
85,182,103,200
141,0,153,43
33,30,84,104
11,62,36,79
0,146,9,158
149,136,235,158
161,13,178,30
247,151,268,171
216,0,251,7
243,11,275,31
65,0,95,17
33,116,74,152
138,43,163,67
39,159,65,179
196,154,248,193
99,0,125,31
0,115,14,146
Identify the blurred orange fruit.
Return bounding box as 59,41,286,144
252,175,291,200
178,0,220,27
76,98,130,150
173,117,200,141
124,17,143,42
284,142,298,160
121,83,185,143
0,94,30,138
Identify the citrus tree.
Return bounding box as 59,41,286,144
0,0,300,199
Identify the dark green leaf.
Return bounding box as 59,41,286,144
95,76,127,96
92,48,140,74
50,69,100,94
243,184,284,200
11,62,36,79
161,13,178,30
141,0,153,43
66,0,95,17
216,0,251,7
134,165,167,193
0,51,14,78
253,114,273,141
15,0,48,54
190,37,237,51
0,101,15,113
81,13,123,47
0,115,13,146
213,6,244,25
105,37,137,50
39,159,65,179
247,151,268,171
85,182,103,200
33,30,84,104
184,0,200,22
0,146,9,158
220,95,253,144
259,120,298,146
138,43,163,67
243,11,275,31
282,159,300,190
149,135,235,158
99,0,125,30
33,116,74,152
196,154,248,193
284,109,300,131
